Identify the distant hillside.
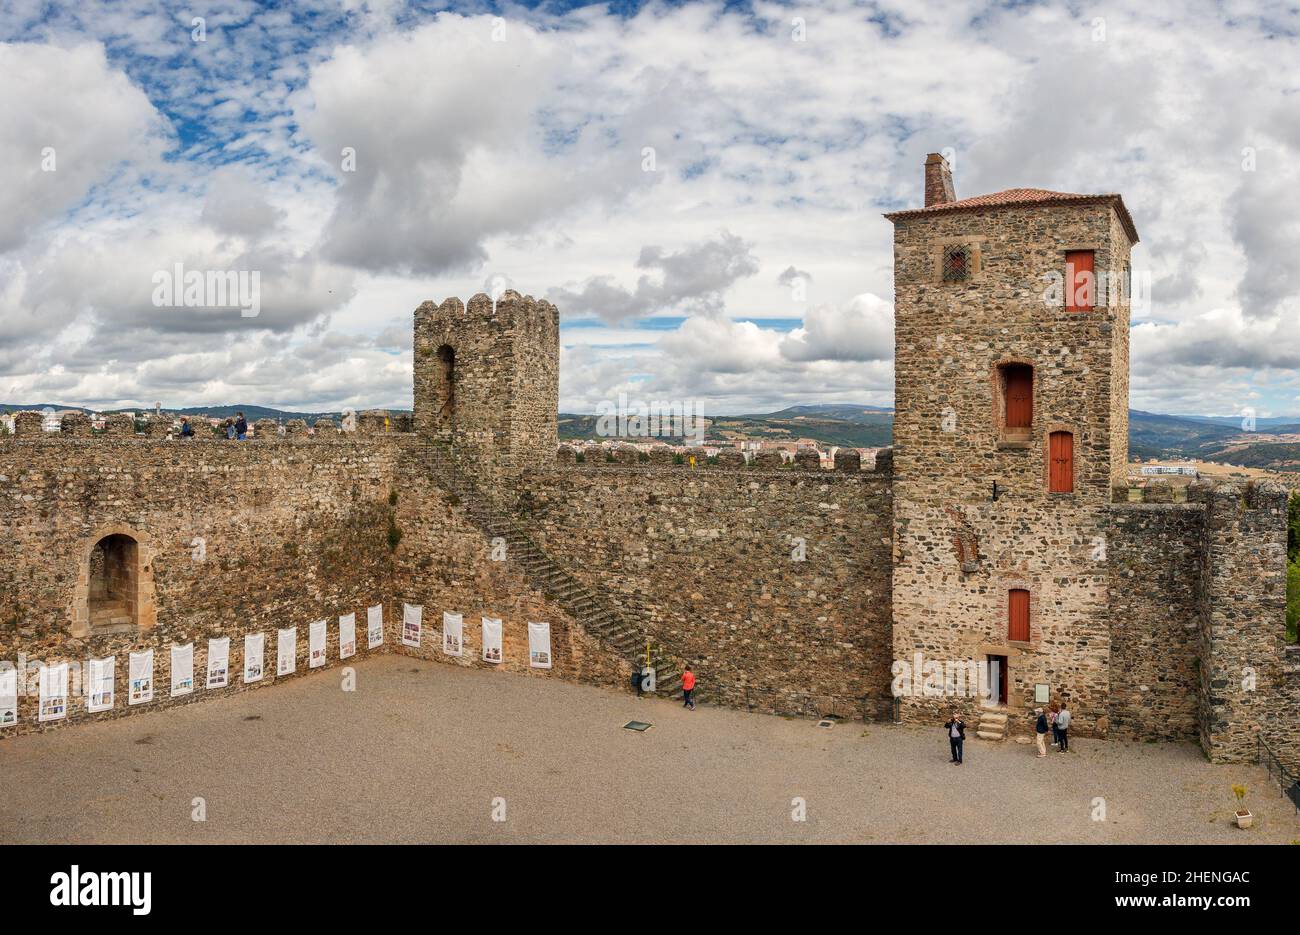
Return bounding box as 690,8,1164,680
1128,410,1238,453
10,398,1300,472
560,404,1300,471
713,405,893,447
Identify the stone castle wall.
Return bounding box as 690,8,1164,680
1193,479,1290,763
0,434,406,733
390,447,632,690
0,430,622,737
1106,503,1204,741
510,461,896,719
2,266,1296,777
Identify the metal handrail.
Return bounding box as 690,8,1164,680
1256,734,1300,813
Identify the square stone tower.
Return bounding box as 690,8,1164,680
884,153,1139,733
413,290,559,484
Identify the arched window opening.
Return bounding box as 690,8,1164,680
89,534,139,631
434,344,455,434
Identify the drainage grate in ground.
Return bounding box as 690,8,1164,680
623,721,652,732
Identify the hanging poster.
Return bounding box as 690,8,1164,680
171,643,194,696
39,662,69,721
87,656,115,712
0,665,17,733
309,620,328,668
442,612,463,657
0,665,17,727
481,617,503,664
339,613,357,660
207,637,230,689
402,603,422,648
243,633,265,683
277,627,297,676
128,649,154,705
528,622,552,669
367,604,384,649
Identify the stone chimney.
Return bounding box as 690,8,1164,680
924,152,955,207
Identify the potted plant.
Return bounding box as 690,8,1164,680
1232,784,1253,829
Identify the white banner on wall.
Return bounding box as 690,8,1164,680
0,665,18,727
339,613,357,659
309,620,327,668
528,622,552,669
367,604,384,649
402,604,422,648
39,662,69,722
87,656,115,712
207,637,230,689
129,649,154,705
277,627,297,676
244,633,265,683
171,643,195,697
442,612,464,657
0,666,17,727
481,617,503,664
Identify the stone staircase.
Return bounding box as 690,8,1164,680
420,444,688,699
976,709,1008,741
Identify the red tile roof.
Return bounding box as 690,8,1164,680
884,188,1139,244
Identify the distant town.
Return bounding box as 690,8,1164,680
3,401,1296,485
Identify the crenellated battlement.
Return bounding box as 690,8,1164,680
2,410,414,442
415,290,559,336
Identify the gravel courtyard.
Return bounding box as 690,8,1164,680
2,655,1296,844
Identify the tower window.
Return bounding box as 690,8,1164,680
1065,250,1095,311
1049,430,1074,492
433,344,455,433
998,363,1033,441
1008,588,1030,642
942,245,971,282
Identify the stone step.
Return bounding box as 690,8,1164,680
979,712,1008,725
975,730,1005,741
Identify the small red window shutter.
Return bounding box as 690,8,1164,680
1066,250,1095,311
1004,365,1033,429
1049,431,1074,492
1008,589,1030,642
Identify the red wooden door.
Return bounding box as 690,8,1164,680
1008,589,1030,642
1066,250,1095,311
1004,365,1033,429
1049,431,1074,492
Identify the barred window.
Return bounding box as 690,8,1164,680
942,245,970,282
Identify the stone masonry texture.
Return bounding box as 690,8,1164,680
1,179,1297,778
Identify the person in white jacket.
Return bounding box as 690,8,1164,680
1056,704,1072,752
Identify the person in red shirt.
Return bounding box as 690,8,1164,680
681,665,696,710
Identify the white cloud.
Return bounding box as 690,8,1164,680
1,2,1299,417
780,294,893,363
548,231,759,323
0,41,167,252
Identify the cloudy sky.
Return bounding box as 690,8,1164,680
2,0,1298,417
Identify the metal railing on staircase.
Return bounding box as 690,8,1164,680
1256,734,1300,814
